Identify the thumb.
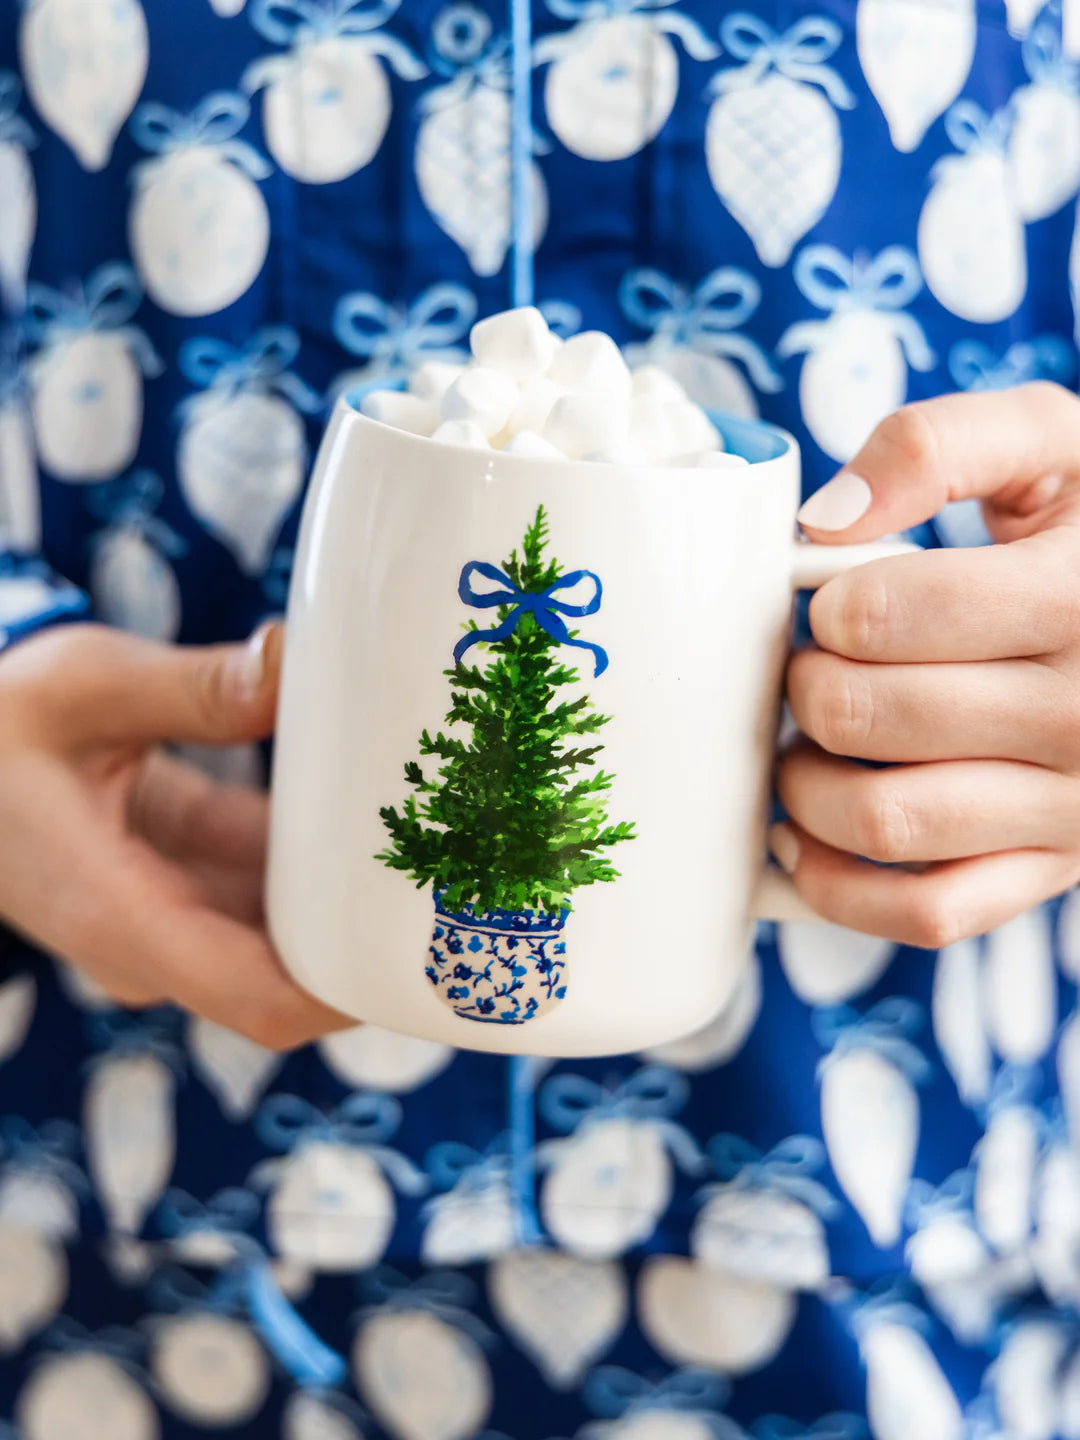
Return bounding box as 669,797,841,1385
37,621,285,748
794,383,1080,544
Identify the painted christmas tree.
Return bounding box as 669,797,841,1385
378,506,634,1024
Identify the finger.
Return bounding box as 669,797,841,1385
8,622,284,750
767,821,1080,947
777,744,1080,863
787,648,1077,767
0,763,345,1050
795,383,1080,543
76,873,351,1051
128,751,268,870
808,531,1080,663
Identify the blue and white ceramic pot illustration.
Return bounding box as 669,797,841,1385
378,504,634,1025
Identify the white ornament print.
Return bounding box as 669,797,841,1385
619,267,781,419
1006,0,1047,41
638,1254,797,1374
777,918,896,1007
331,282,476,397
534,0,717,162
211,0,248,12
983,908,1057,1065
861,1321,963,1440
153,1313,270,1427
17,1349,159,1440
691,1134,836,1291
537,1068,703,1260
1008,20,1080,222
422,1142,516,1266
353,1277,493,1440
284,1391,366,1440
84,1045,177,1235
0,74,36,313
187,1016,283,1121
856,0,975,153
88,471,184,642
993,1320,1069,1440
318,1024,453,1093
244,0,426,184
26,263,160,483
778,246,935,464
416,6,547,277
0,973,35,1067
488,1247,627,1389
176,327,319,575
817,1001,927,1249
918,101,1027,324
0,1222,66,1355
931,939,991,1108
1034,1143,1080,1306
0,383,40,552
129,92,271,318
18,0,148,171
974,1099,1040,1253
643,949,762,1071
705,14,854,268
253,1094,425,1272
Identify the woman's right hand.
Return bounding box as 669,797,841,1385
0,621,350,1050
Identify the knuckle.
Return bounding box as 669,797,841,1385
817,665,875,755
858,782,915,862
874,404,943,480
909,887,967,950
833,575,892,658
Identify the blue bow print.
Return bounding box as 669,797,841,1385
813,997,932,1085
130,92,271,180
356,1265,494,1345
454,562,609,676
536,0,718,64
333,283,477,375
585,1366,732,1420
710,14,855,107
179,328,323,414
247,0,427,81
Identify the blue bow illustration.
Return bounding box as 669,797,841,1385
453,562,608,676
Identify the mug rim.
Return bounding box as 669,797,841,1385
336,385,798,472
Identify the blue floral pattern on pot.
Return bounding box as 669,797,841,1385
427,889,569,1023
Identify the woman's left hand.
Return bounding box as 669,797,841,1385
773,380,1080,947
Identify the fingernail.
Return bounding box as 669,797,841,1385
769,823,800,875
797,472,873,531
231,621,282,703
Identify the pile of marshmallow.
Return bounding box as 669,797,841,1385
359,306,748,470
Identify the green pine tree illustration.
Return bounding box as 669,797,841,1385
378,505,635,915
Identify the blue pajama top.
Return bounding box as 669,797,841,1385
0,0,1079,1436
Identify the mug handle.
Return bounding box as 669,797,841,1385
753,537,921,924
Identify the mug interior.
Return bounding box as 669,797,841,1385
342,379,793,466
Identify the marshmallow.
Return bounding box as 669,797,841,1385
549,331,632,397
442,366,519,437
697,449,749,468
631,364,688,403
629,395,721,461
361,389,438,436
409,360,466,404
582,442,641,465
668,400,721,453
543,391,629,459
470,306,560,379
506,375,566,437
430,419,490,449
503,429,565,459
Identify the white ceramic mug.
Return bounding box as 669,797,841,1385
267,394,911,1058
